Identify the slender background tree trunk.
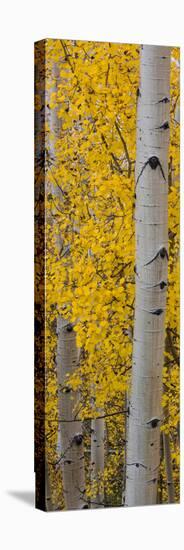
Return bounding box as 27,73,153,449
56,318,85,510
125,45,171,506
91,415,105,507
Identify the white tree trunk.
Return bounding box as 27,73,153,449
57,318,85,509
122,390,128,504
91,415,105,507
125,45,171,506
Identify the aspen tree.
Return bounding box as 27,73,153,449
125,45,171,506
91,415,105,507
56,319,85,509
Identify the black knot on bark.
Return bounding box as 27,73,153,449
63,385,71,393
158,97,170,104
151,309,163,316
73,433,83,446
160,121,169,130
144,246,168,266
160,281,167,289
66,323,73,332
148,156,159,169
159,247,168,260
147,418,160,428
136,155,166,187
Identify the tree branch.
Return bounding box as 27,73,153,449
115,120,131,177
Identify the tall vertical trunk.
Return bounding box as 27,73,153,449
125,45,171,507
122,390,128,504
91,415,105,507
56,318,85,509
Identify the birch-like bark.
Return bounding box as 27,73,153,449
122,390,128,503
56,318,85,509
47,62,85,510
91,415,105,507
125,45,171,506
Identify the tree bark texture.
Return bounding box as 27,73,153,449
56,318,85,509
91,415,105,507
125,45,171,507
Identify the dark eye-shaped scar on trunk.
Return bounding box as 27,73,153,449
135,156,166,189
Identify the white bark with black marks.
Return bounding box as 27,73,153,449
125,45,171,506
91,415,105,508
57,319,85,509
